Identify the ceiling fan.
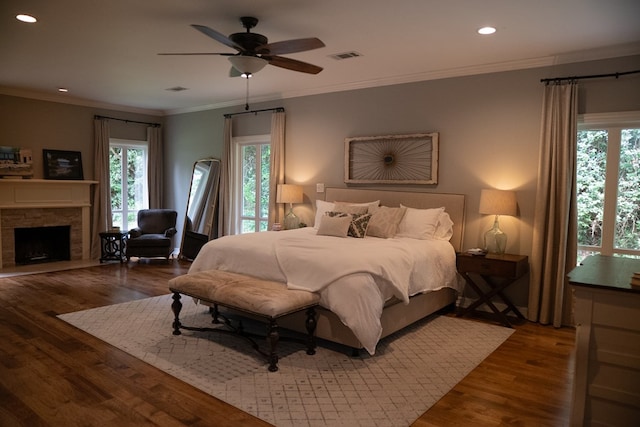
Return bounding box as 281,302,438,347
159,16,325,78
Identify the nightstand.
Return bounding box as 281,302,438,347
456,253,528,327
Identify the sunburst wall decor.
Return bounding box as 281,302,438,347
344,133,439,184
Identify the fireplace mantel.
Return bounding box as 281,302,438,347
0,179,98,268
0,179,98,208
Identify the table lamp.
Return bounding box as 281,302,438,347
277,184,303,230
479,189,517,254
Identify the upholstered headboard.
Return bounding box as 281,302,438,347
324,188,466,253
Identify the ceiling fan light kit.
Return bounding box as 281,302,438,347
228,55,268,78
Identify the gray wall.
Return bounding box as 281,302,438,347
1,54,639,312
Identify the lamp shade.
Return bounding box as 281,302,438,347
276,184,303,204
479,189,517,216
228,55,268,75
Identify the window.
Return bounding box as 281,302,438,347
110,139,148,231
233,135,271,233
576,113,640,261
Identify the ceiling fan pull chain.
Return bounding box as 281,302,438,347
245,76,250,110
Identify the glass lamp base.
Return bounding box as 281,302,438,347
484,216,507,254
283,210,299,230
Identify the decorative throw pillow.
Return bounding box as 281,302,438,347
396,206,445,239
326,211,371,238
316,213,351,237
314,200,379,229
367,206,407,238
314,200,336,229
348,213,372,238
325,211,351,218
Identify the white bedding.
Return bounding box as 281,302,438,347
189,227,462,354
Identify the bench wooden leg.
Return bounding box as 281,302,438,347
210,303,220,324
305,307,317,355
171,292,182,335
266,320,279,372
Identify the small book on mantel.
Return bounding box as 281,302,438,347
631,272,640,288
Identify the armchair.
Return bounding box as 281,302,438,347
126,209,178,261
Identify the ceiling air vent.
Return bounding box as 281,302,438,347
166,86,189,92
329,51,362,60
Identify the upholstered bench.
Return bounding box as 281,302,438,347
168,270,320,372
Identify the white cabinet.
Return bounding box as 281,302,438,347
568,255,640,427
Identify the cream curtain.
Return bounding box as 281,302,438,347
91,118,112,259
268,111,286,229
529,82,579,327
218,117,233,236
147,125,163,208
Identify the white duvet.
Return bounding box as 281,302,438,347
188,227,462,354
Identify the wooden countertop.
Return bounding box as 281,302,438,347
567,255,640,294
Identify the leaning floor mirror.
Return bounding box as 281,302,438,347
179,157,221,260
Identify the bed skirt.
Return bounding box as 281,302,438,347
277,287,458,351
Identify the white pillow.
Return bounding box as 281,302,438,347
396,206,445,240
434,212,454,241
316,214,351,237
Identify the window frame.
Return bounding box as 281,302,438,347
109,138,149,231
232,134,271,234
577,111,640,258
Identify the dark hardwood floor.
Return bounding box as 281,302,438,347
0,260,574,426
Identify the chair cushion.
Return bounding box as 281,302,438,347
127,234,172,248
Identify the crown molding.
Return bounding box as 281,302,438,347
0,86,164,117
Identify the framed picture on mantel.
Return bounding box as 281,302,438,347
43,149,84,180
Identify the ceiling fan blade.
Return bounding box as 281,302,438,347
258,38,325,55
158,52,235,56
191,24,244,52
264,55,323,74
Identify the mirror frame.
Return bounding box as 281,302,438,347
179,157,221,260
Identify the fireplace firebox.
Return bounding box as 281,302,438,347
14,226,71,265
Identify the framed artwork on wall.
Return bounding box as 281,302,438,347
43,149,84,180
344,132,439,184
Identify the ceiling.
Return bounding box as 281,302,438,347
1,0,639,115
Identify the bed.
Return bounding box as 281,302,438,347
188,188,466,355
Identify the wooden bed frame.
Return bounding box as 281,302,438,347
277,187,466,352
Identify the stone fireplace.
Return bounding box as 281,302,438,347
0,179,96,269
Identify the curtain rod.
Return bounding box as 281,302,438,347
540,69,640,84
94,114,161,127
224,107,284,118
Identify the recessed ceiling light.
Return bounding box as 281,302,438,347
57,88,69,93
16,14,37,23
478,26,497,35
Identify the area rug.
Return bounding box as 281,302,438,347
58,294,514,427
